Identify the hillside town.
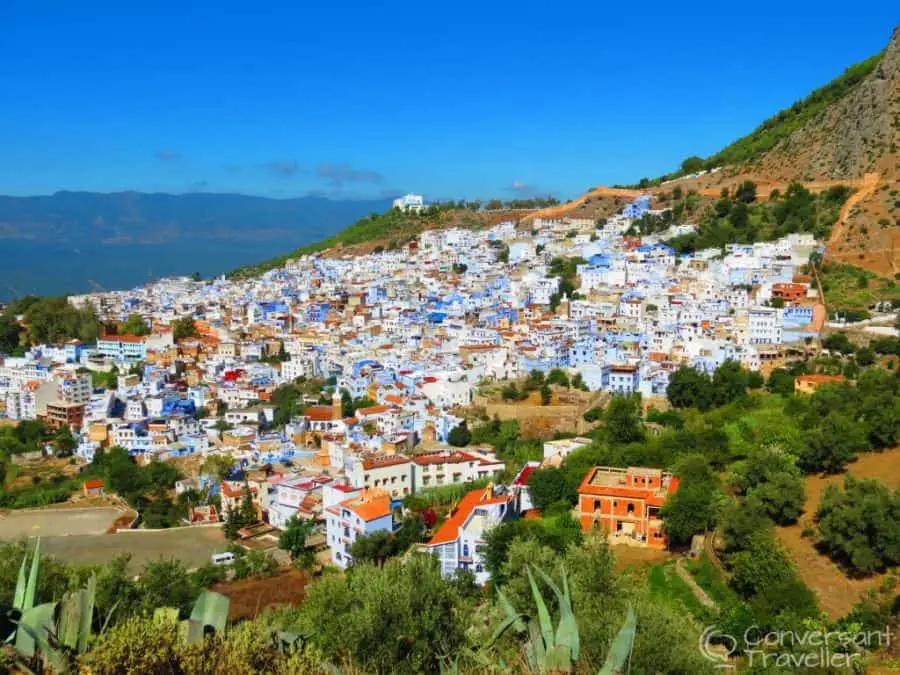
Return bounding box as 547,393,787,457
0,192,829,574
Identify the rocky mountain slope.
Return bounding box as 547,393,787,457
674,27,899,276
545,27,900,277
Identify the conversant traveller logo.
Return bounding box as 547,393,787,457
699,624,893,669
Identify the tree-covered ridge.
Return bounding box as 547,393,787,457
0,296,100,353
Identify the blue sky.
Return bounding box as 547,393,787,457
1,1,896,201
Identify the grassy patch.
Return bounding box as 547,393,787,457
819,261,900,312
685,553,737,606
647,562,714,622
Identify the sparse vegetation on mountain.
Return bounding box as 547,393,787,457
705,53,884,170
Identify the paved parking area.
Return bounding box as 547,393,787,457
0,507,227,572
40,527,228,572
0,507,121,538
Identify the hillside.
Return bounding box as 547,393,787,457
544,26,900,278
675,26,900,277
229,204,540,277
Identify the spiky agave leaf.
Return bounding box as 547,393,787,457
58,575,96,654
532,564,580,661
526,567,554,652
526,618,547,674
13,550,28,609
439,654,459,675
78,575,96,653
23,538,40,612
496,587,527,634
13,606,69,675
598,605,636,675
14,601,57,659
486,587,530,651
189,589,230,636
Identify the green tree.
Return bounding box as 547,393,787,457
816,476,900,574
137,559,200,616
680,156,705,174
571,372,587,391
799,413,868,474
822,332,855,355
291,554,476,674
661,456,722,546
540,383,552,406
546,368,570,387
120,313,150,336
0,312,22,352
746,370,765,389
223,484,257,539
201,453,235,481
667,366,713,411
604,394,645,444
279,516,317,567
53,425,77,456
747,472,806,524
447,421,471,447
735,180,758,203
172,316,199,341
711,360,749,407
766,368,795,396
526,467,572,511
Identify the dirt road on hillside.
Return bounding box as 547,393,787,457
825,172,881,258
527,175,876,223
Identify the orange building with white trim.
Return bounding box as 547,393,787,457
577,466,679,549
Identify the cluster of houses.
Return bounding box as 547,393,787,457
0,194,822,573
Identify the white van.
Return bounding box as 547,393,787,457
211,552,235,566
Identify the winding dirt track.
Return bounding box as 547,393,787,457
524,174,878,223
825,172,881,259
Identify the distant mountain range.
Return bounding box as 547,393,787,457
0,191,391,299
0,191,391,246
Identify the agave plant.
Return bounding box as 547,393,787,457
3,538,102,674
597,606,636,675
487,564,636,675
153,589,232,646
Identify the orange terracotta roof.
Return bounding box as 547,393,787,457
427,485,509,546
356,405,391,416
100,334,146,343
341,493,392,522
361,455,411,470
305,406,335,422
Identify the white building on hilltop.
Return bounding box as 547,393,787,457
393,194,425,212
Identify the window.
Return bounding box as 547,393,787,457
627,503,635,514
463,544,469,557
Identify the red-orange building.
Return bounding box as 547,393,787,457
772,283,808,302
577,466,679,549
